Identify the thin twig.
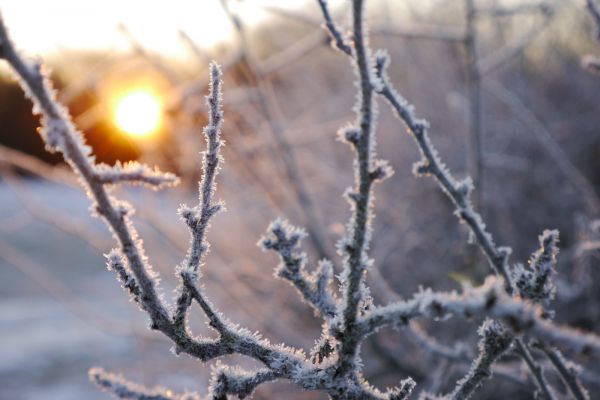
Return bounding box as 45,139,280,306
513,339,557,400
464,0,483,208
536,342,590,400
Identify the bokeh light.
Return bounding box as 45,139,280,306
114,89,162,137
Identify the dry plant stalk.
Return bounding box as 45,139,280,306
0,1,598,399
584,0,600,73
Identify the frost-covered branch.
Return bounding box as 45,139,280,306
513,230,559,304
0,13,172,330
446,320,513,400
90,368,201,400
317,0,352,55
513,231,591,398
334,0,394,377
388,378,416,400
209,364,282,399
172,63,225,330
360,276,600,357
106,250,141,304
260,219,338,319
94,161,179,189
371,51,514,294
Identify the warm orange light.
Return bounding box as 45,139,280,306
114,90,162,137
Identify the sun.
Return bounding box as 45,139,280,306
114,90,162,137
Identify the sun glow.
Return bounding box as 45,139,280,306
114,90,162,137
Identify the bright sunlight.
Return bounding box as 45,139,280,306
114,90,162,137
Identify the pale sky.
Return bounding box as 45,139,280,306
0,0,314,59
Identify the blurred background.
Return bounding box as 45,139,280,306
1,0,599,398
